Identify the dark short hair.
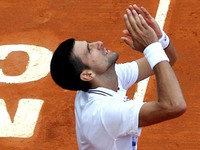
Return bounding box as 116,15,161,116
50,38,91,91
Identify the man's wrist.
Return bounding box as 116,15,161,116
159,30,170,49
143,42,169,69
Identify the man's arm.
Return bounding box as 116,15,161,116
135,42,176,82
139,60,186,127
121,5,177,82
123,6,186,127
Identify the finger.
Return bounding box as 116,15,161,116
122,29,131,36
140,6,153,20
126,9,141,32
138,14,149,30
124,9,145,40
131,9,145,32
128,5,134,10
124,9,140,37
123,14,135,36
121,37,135,49
138,13,157,38
132,4,144,16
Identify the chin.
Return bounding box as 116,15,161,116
109,52,119,63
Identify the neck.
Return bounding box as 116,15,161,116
91,65,118,92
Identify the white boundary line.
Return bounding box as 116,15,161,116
133,0,171,101
155,0,171,29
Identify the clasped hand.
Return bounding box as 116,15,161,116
121,4,160,53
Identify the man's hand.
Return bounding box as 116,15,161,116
122,9,158,53
130,4,162,39
121,4,163,51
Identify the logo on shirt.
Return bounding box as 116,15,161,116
123,96,132,102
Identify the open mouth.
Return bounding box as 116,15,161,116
104,48,110,55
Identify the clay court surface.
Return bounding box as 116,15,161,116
0,0,199,149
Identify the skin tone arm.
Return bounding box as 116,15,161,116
121,5,177,82
123,7,186,127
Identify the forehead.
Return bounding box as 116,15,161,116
73,41,87,51
73,40,87,57
74,40,87,47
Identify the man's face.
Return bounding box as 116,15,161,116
73,40,118,74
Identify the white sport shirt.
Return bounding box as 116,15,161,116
75,61,144,150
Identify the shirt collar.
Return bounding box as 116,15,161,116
87,87,117,97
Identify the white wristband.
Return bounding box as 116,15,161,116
143,42,169,69
159,30,170,49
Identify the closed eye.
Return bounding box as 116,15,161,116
87,43,91,53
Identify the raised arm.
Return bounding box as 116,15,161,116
121,5,177,82
123,7,186,127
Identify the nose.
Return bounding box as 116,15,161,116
90,41,104,50
96,41,103,50
90,41,103,50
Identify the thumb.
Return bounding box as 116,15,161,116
122,29,131,36
121,37,135,49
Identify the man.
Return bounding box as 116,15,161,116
50,4,186,150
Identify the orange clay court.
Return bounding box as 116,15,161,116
0,0,199,150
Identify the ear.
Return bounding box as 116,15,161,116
80,70,95,81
